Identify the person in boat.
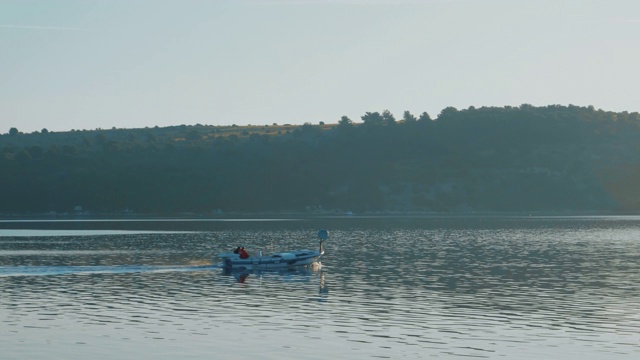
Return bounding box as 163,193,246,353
238,247,250,259
233,246,241,254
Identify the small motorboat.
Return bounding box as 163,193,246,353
218,229,329,271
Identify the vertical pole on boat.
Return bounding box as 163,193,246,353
317,229,329,255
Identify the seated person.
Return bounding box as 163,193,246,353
239,247,250,259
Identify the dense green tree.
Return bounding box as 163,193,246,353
402,111,417,124
438,106,459,120
28,146,44,159
361,112,384,127
186,130,199,140
14,149,31,162
338,116,353,128
418,111,432,122
382,110,396,126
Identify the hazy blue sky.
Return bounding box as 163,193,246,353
1,0,639,133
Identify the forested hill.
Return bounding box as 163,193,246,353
2,104,640,216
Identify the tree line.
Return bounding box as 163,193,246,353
2,104,640,215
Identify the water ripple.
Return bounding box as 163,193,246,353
1,218,640,359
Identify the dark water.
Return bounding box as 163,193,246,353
1,216,639,359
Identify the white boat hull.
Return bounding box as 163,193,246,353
218,249,323,270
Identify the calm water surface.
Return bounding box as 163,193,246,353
1,217,639,359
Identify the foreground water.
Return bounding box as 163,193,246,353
1,216,639,359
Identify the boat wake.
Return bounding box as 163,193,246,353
0,264,222,277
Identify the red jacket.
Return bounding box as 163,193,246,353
239,248,249,259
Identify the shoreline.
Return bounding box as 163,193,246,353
1,210,637,221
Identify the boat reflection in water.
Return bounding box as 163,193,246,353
221,261,323,284
222,264,329,303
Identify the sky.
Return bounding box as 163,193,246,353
1,0,639,133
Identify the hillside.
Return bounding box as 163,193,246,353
2,105,640,216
